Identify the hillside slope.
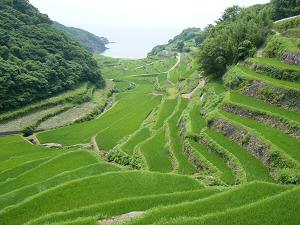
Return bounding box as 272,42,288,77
53,22,109,54
0,0,104,111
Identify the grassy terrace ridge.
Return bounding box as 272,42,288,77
159,187,300,225
0,162,122,211
140,128,173,173
220,111,300,163
154,99,177,129
25,189,222,225
237,65,300,90
252,57,300,71
188,103,206,135
0,171,203,225
0,150,100,196
0,157,50,183
167,98,196,174
189,139,235,184
121,127,151,155
127,182,290,225
226,92,300,124
37,81,160,147
205,129,273,182
0,136,62,163
0,83,90,123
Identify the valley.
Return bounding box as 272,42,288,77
0,0,299,224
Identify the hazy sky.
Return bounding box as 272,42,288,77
29,0,270,58
30,0,269,33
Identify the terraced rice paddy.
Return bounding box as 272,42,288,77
1,22,300,224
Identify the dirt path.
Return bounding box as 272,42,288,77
98,211,144,225
182,78,205,99
167,53,181,73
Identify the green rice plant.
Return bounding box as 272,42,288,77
139,128,173,173
0,136,61,163
244,58,300,82
0,83,90,123
0,171,203,225
186,103,206,136
220,111,300,163
154,99,177,129
160,186,300,225
121,127,151,155
38,82,160,147
228,92,300,123
205,129,273,182
127,182,290,225
238,65,300,90
166,98,196,174
0,157,50,183
0,150,100,196
189,139,235,185
26,189,221,225
0,163,122,211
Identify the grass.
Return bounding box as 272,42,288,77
189,139,235,185
228,92,300,124
26,189,221,225
0,136,61,163
140,128,173,173
209,79,226,95
122,127,151,155
0,157,50,183
154,99,177,129
127,182,290,225
237,65,300,90
205,129,273,182
0,171,202,225
221,111,300,163
188,103,206,135
0,162,122,211
253,57,300,71
0,150,100,196
161,187,300,225
167,98,196,175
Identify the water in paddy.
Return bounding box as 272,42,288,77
101,27,181,59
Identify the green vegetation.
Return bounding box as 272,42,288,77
140,128,173,173
0,1,300,224
53,22,109,54
198,5,271,77
189,139,235,184
127,182,289,225
0,0,104,111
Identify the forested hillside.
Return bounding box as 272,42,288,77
53,22,109,54
0,0,104,111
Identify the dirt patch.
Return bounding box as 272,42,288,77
182,79,205,99
98,211,144,225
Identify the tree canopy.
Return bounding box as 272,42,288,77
0,0,104,111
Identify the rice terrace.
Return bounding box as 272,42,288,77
0,0,299,224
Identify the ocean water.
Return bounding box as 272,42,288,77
100,27,181,59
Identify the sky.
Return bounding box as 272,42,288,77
29,0,270,58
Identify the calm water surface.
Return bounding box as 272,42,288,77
100,27,181,59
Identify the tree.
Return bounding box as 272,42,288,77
271,0,300,20
238,40,256,60
176,41,184,52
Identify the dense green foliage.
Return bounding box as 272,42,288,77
198,5,272,77
0,0,104,111
149,28,205,56
271,0,300,20
53,22,109,54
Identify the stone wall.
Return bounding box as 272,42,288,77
282,52,300,66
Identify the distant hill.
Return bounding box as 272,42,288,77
53,22,109,54
0,0,104,111
148,28,205,56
